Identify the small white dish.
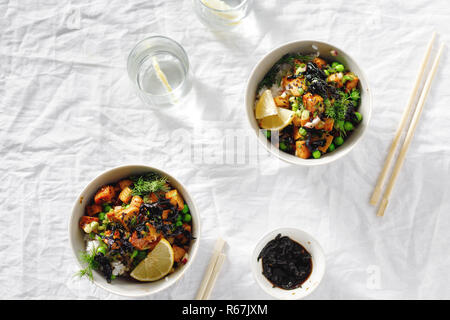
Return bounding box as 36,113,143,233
245,40,372,166
251,228,326,300
69,164,201,297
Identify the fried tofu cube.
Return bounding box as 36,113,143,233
165,190,185,210
162,209,171,220
86,204,102,217
129,224,160,250
303,93,324,113
293,126,302,140
173,245,186,263
118,186,133,204
324,118,334,132
148,193,159,203
118,179,133,190
282,76,307,96
130,195,143,208
94,185,116,205
313,57,327,69
295,140,311,159
274,95,290,108
327,72,344,88
345,73,359,92
318,134,334,153
107,205,138,230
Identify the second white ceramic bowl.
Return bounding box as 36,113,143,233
245,40,372,166
251,228,326,300
69,165,201,297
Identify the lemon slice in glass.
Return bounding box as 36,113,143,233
260,107,295,131
255,89,279,120
201,0,242,23
152,57,172,93
130,238,174,282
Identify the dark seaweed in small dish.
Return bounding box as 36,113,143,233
257,234,312,290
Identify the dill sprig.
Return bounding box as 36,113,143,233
131,173,169,197
76,248,98,281
325,91,350,122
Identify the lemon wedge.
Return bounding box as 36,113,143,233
130,238,174,282
260,107,295,131
255,89,279,120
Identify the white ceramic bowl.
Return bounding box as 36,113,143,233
245,40,372,166
69,165,201,297
251,228,326,300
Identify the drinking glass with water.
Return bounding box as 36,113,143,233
193,0,253,30
127,36,191,106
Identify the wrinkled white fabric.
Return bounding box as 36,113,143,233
0,0,449,300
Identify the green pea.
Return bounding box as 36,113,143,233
175,221,183,227
331,62,340,68
344,121,354,131
103,204,112,212
328,143,336,152
183,214,192,222
97,246,107,255
312,150,321,159
176,214,183,221
298,128,307,136
265,130,271,139
131,250,138,259
335,64,345,72
182,204,189,214
279,142,288,151
334,136,344,146
111,275,116,280
324,69,330,76
98,212,106,220
354,112,363,122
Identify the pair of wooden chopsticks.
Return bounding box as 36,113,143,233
195,238,227,300
370,32,445,217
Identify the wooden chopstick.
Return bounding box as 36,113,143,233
377,43,444,217
195,238,226,300
370,32,437,206
202,253,226,300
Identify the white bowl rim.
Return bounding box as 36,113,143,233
69,164,201,297
251,227,326,300
245,39,373,166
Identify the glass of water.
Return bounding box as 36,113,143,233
193,0,253,30
127,36,191,106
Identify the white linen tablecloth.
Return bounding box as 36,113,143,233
1,0,449,299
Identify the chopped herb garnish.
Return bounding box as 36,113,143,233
76,248,99,281
130,173,168,197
